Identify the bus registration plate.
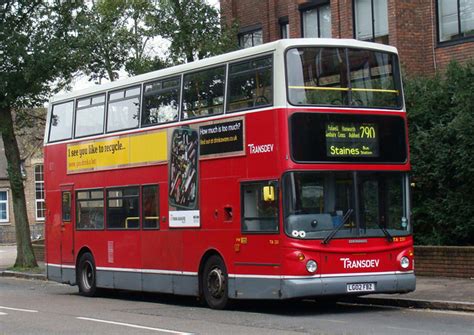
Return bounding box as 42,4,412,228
346,282,376,292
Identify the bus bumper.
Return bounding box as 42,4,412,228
280,272,416,299
230,271,415,299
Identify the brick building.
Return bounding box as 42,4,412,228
0,109,46,244
220,0,474,76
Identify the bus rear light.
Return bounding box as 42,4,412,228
306,260,317,273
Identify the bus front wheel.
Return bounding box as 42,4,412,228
202,255,229,309
77,252,97,297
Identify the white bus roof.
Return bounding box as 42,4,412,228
50,38,398,104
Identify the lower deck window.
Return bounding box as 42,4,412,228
142,185,159,229
107,187,139,229
241,181,279,233
77,190,104,230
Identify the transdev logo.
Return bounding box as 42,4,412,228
340,257,380,269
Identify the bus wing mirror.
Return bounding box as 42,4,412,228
262,185,275,202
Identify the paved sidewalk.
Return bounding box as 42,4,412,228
1,245,473,312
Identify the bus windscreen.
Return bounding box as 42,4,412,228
286,47,402,109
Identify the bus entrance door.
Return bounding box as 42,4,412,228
60,185,75,265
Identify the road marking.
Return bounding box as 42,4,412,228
0,306,38,313
0,312,8,316
386,326,427,333
411,309,474,317
77,317,193,334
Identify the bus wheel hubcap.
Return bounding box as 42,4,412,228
82,261,93,290
208,267,225,298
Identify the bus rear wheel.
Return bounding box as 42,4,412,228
202,255,229,309
77,252,97,297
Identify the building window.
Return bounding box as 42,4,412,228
0,190,9,223
280,17,289,39
34,165,45,221
301,4,331,38
438,0,474,42
238,29,263,48
354,0,389,44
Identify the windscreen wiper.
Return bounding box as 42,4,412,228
377,222,393,242
322,209,354,245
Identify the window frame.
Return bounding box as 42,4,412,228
238,27,263,48
106,85,142,134
48,100,74,143
300,2,332,38
106,186,140,230
76,188,105,231
284,46,403,110
352,0,389,43
62,191,72,222
279,16,290,39
74,93,106,138
34,164,45,221
141,75,181,128
436,0,474,45
181,65,227,121
141,184,160,230
240,180,280,234
0,189,9,223
226,54,274,113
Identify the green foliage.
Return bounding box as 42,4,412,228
405,61,474,246
76,0,238,80
148,0,238,64
0,1,83,108
76,0,134,82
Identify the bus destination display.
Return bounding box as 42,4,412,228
325,123,379,157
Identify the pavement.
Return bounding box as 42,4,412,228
1,244,473,312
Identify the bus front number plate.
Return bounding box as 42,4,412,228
346,282,376,293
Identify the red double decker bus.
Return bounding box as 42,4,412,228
45,39,415,309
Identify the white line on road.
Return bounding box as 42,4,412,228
77,317,193,334
0,306,38,313
0,312,8,316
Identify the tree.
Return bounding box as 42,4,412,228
152,0,238,64
0,1,82,267
405,61,474,246
77,0,238,81
76,0,134,82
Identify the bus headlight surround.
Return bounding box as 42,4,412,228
306,259,318,273
400,256,410,269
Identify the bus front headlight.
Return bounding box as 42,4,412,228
400,256,410,269
306,260,318,273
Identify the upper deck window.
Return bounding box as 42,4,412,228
227,56,273,112
49,101,74,142
142,76,180,126
107,86,141,133
75,94,105,137
286,47,402,109
182,66,225,120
